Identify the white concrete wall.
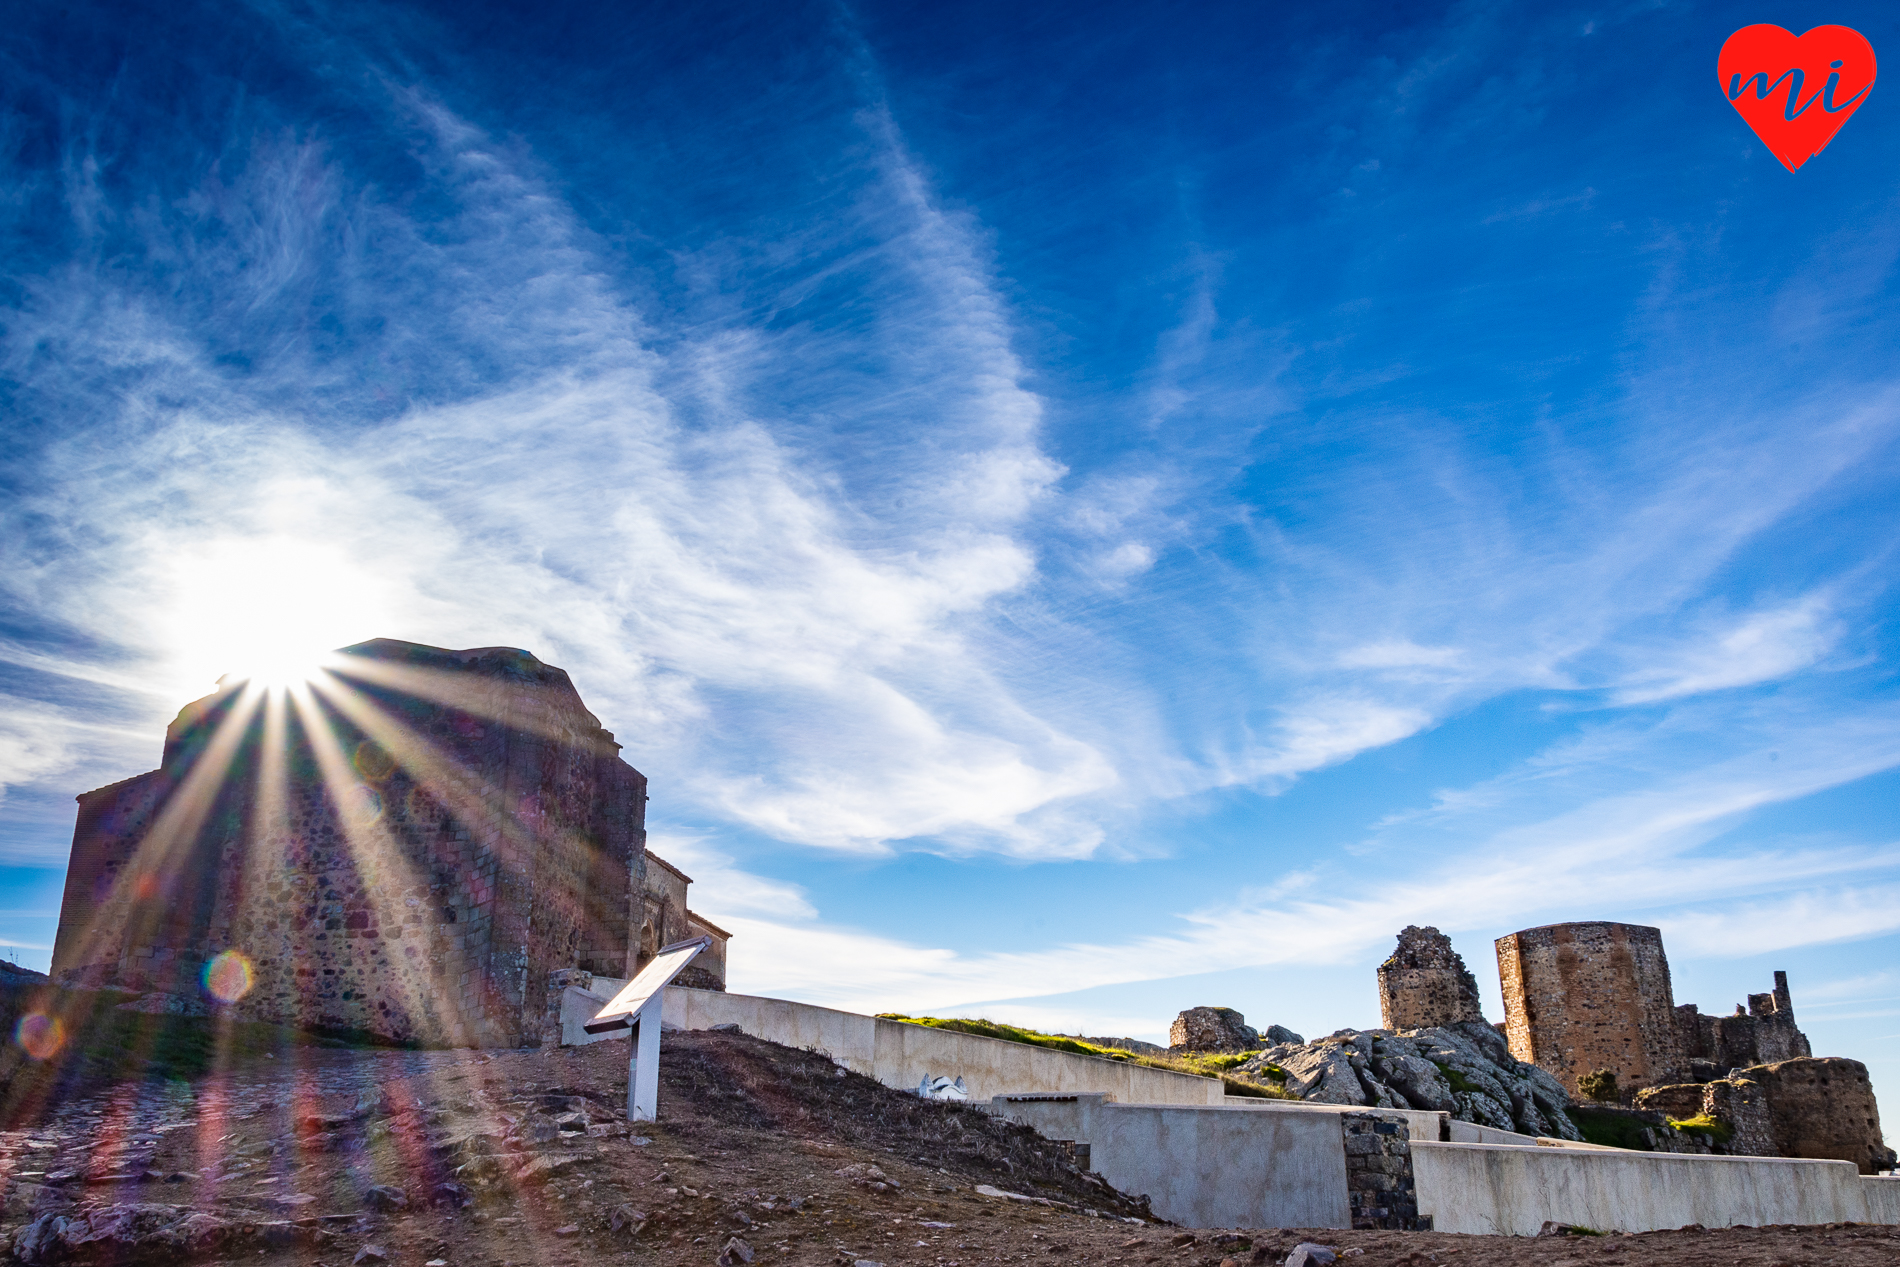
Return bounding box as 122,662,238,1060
564,985,1228,1106
992,1093,1353,1230
1414,1142,1900,1235
1863,1176,1900,1223
560,984,620,1046
1449,1122,1536,1146
1220,1097,1445,1142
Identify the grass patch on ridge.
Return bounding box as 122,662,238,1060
1667,1112,1733,1144
877,1014,1300,1099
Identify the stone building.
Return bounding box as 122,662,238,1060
636,852,730,991
1495,921,1684,1096
50,639,651,1048
1377,925,1486,1031
1674,970,1811,1075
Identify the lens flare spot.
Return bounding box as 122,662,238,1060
342,783,384,827
203,950,255,1003
352,740,396,783
15,1012,65,1061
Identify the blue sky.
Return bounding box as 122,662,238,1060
2,0,1897,1125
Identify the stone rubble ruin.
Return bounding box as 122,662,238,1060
1675,969,1811,1075
1376,925,1484,1030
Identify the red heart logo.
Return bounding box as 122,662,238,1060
1719,25,1876,171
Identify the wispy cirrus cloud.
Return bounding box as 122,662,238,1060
704,693,1900,1013
0,60,1117,862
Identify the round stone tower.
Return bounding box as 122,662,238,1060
1495,921,1684,1097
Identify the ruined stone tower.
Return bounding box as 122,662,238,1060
50,639,646,1047
1495,921,1684,1097
1674,970,1812,1073
1377,925,1486,1031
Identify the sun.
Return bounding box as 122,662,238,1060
226,646,339,691
160,537,396,692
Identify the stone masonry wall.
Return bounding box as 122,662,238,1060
1675,970,1812,1073
1496,922,1684,1097
1744,1056,1894,1175
1341,1112,1430,1231
1377,925,1485,1031
1633,1083,1704,1118
1633,1077,1776,1157
1703,1077,1777,1158
51,639,646,1048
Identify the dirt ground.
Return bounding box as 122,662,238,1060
3,1029,1897,1267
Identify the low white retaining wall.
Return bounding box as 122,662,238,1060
1221,1097,1444,1141
1864,1175,1900,1222
561,983,1227,1106
1414,1142,1900,1234
992,1093,1355,1229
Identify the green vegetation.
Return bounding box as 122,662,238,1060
1569,1106,1655,1152
1431,1060,1479,1095
876,1014,1301,1099
1185,1049,1258,1073
875,1014,1121,1058
1219,1076,1291,1100
1576,1068,1620,1103
1667,1113,1733,1144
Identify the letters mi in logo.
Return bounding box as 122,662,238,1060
1720,25,1876,171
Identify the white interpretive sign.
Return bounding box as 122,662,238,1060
586,935,712,1121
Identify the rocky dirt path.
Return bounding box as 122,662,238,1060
3,1031,1895,1267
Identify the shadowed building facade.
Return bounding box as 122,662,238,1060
51,639,649,1047
636,852,730,992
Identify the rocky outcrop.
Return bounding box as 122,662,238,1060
10,1204,331,1265
1169,1007,1259,1053
1240,1021,1583,1140
0,960,50,984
